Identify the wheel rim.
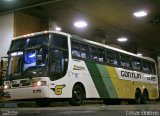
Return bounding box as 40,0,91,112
73,89,82,103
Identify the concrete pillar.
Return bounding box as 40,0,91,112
0,13,14,58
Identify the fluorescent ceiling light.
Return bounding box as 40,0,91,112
133,11,147,17
117,37,128,42
74,21,88,28
55,27,62,31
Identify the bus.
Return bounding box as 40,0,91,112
2,31,159,106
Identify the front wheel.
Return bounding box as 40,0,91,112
69,85,84,106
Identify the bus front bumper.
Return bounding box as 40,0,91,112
3,86,49,100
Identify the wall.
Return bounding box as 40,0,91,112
14,12,48,37
0,13,14,58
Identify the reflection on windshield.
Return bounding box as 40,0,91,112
23,48,48,71
24,50,36,71
23,48,48,78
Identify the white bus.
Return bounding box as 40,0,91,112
2,31,159,106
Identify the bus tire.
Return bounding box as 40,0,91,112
141,90,148,104
69,84,84,106
134,89,142,104
36,99,50,107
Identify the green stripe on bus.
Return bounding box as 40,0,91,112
96,64,118,98
85,61,109,98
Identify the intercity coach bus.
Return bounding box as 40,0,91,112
2,31,159,106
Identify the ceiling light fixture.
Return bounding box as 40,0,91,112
117,37,128,42
74,21,88,28
133,11,147,17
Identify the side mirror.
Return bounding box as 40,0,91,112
0,57,8,78
0,59,3,77
1,59,3,70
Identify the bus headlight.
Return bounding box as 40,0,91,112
36,81,46,86
4,85,10,89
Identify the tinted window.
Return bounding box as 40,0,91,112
98,48,105,62
142,60,151,73
150,62,156,74
10,34,49,51
71,41,80,57
106,50,118,65
50,34,68,49
132,57,141,70
49,49,68,80
27,35,49,47
90,46,99,61
10,39,26,51
80,44,89,59
119,54,131,68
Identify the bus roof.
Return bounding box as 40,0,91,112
13,31,71,40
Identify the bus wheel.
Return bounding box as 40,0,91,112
134,89,142,104
142,90,148,104
69,84,84,106
36,99,50,107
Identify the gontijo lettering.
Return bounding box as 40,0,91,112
121,71,141,79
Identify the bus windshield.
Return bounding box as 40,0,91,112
7,34,49,80
6,33,69,81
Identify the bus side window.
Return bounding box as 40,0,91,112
150,62,156,74
119,54,131,68
119,54,126,67
90,46,99,61
132,58,141,70
98,48,105,62
49,34,68,80
106,50,118,65
51,34,68,49
71,41,80,57
80,44,89,59
142,60,150,73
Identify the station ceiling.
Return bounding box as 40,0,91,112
0,0,160,56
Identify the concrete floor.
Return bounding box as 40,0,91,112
0,101,160,116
